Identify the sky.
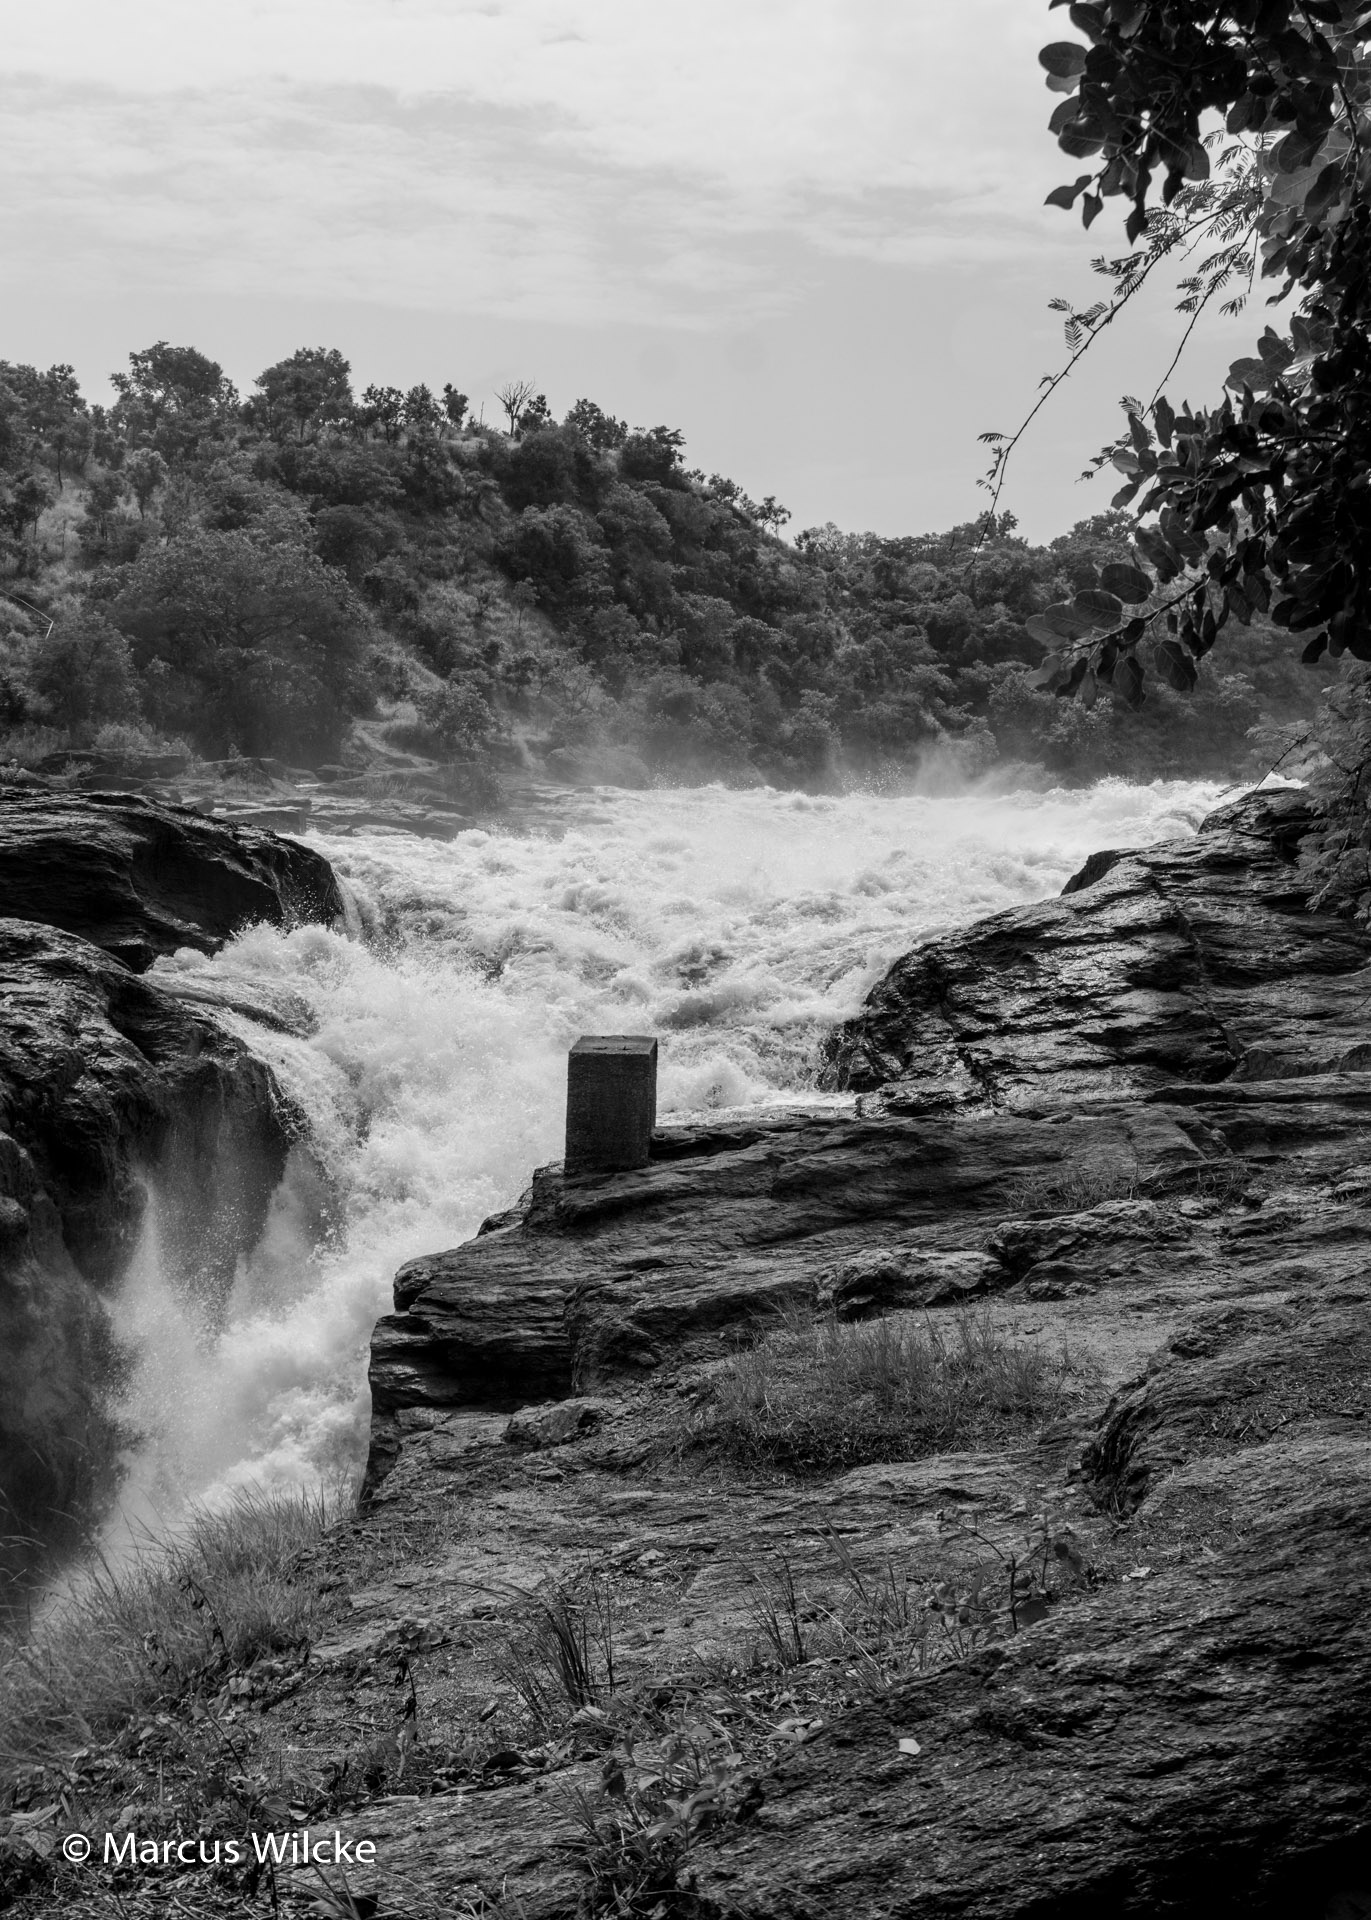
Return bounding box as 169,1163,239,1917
1,0,1266,542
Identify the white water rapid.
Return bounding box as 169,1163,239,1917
111,776,1237,1527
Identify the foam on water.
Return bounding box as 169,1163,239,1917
111,776,1236,1518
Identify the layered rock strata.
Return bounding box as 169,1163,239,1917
0,787,343,971
352,787,1371,1917
0,788,341,1568
822,787,1356,1108
366,789,1371,1470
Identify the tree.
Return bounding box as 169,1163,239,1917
754,494,792,537
0,362,91,486
40,372,93,488
565,398,628,449
1021,3,1371,717
4,472,53,544
359,385,405,444
499,425,606,513
26,610,140,735
27,365,88,488
620,426,687,486
517,393,554,433
124,448,168,518
442,384,469,431
250,347,353,442
76,471,142,565
402,384,443,437
0,367,22,470
497,503,611,611
495,379,537,435
109,529,370,758
109,343,238,457
419,678,497,750
313,503,400,581
510,578,539,636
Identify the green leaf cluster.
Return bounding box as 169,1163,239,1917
1038,1,1371,705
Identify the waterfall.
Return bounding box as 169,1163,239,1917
109,775,1234,1517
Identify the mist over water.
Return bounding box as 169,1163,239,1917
110,777,1233,1525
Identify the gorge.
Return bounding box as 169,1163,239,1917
2,772,1369,1918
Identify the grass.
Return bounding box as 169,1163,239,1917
499,1575,619,1735
567,1718,745,1918
0,1487,335,1779
999,1158,1142,1216
0,1364,1103,1916
543,1508,1096,1917
999,1154,1260,1217
690,1304,1091,1473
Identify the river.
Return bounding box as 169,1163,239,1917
108,775,1233,1528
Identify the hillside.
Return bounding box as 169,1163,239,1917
0,345,1338,804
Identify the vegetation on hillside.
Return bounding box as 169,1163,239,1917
0,341,1332,795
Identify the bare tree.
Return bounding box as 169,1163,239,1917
495,379,536,436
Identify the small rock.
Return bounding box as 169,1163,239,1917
502,1398,618,1449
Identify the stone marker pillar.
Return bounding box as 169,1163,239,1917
565,1035,658,1177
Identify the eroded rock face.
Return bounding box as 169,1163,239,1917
0,919,300,1560
822,788,1369,1111
0,786,343,971
688,1285,1371,1920
366,792,1371,1484
690,1443,1371,1918
0,788,345,1570
365,1100,1212,1488
356,786,1371,1915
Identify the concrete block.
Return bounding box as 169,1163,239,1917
565,1035,658,1177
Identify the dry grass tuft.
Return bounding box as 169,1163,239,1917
999,1158,1142,1216
691,1304,1092,1473
0,1486,335,1779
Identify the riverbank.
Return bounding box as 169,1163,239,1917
3,784,1369,1918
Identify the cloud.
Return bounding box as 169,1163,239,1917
0,1,1081,328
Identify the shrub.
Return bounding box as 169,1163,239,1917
314,502,402,581
419,678,498,752
497,503,610,612
498,425,606,513
619,426,687,488
198,457,306,539
25,610,140,736
625,670,754,775
109,528,370,759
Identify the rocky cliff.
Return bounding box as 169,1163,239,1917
332,787,1371,1919
365,788,1369,1459
0,787,342,1575
822,786,1363,1107
0,787,343,971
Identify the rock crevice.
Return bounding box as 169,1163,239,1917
0,787,343,1568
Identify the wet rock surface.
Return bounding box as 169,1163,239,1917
338,787,1371,1918
692,1426,1371,1920
0,919,301,1559
0,786,343,1567
823,787,1368,1110
0,785,344,971
6,786,1369,1918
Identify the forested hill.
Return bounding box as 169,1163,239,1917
0,344,1334,794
